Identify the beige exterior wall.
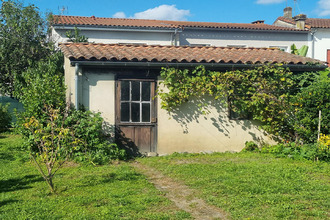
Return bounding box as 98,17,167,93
64,57,76,104
64,63,275,154
64,58,116,125
156,81,275,155
81,69,116,124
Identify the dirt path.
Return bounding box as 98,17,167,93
131,161,228,220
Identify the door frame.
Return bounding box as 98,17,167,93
115,75,158,153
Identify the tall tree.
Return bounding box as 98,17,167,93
0,0,49,97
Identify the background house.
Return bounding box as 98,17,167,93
51,15,308,53
274,7,330,64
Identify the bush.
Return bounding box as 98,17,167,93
261,142,330,162
0,103,12,131
292,73,330,143
15,53,127,165
65,109,127,164
241,141,259,152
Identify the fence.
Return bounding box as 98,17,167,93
0,96,24,122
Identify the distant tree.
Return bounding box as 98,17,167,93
66,27,89,43
0,0,50,97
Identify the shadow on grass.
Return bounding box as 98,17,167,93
0,152,15,161
77,172,144,188
0,199,19,207
102,171,143,182
0,175,43,193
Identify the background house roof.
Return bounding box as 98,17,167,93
52,15,307,32
275,17,330,29
59,43,323,65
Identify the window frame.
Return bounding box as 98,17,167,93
119,80,152,123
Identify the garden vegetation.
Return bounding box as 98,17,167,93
158,65,330,161
0,0,125,193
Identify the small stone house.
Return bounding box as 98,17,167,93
59,43,326,155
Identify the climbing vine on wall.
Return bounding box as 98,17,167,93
158,65,298,140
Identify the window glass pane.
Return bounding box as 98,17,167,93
131,81,140,101
142,82,151,101
121,102,130,122
131,103,140,122
121,81,130,101
142,103,150,122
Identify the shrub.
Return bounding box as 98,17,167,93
292,74,330,143
241,141,259,152
319,134,330,146
0,103,12,131
64,109,127,164
15,52,127,167
261,142,330,162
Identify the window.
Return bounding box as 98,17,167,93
189,43,211,47
120,80,151,123
228,96,252,120
227,45,247,48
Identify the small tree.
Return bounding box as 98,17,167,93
23,106,80,193
0,0,50,97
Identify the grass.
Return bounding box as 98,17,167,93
138,152,330,219
0,133,191,219
1,133,330,219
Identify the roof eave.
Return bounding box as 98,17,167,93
183,26,307,33
52,24,181,32
69,60,327,71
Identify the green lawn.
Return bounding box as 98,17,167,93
1,134,329,219
0,134,190,219
139,153,330,220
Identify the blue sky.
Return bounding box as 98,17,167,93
23,0,330,24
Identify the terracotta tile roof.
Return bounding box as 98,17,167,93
275,17,330,28
59,43,323,65
52,15,177,29
52,15,306,32
306,18,330,28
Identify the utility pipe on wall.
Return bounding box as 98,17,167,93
75,63,80,110
310,28,317,59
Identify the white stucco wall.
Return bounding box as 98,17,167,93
53,27,173,45
273,20,296,29
309,29,330,62
180,29,308,53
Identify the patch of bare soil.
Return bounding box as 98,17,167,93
131,161,229,220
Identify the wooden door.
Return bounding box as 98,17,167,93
327,50,330,67
115,79,157,155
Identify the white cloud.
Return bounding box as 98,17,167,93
317,0,330,16
112,5,191,21
112,12,126,18
256,0,285,4
132,5,190,21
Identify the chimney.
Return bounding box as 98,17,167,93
294,14,307,30
283,7,292,18
251,20,265,24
